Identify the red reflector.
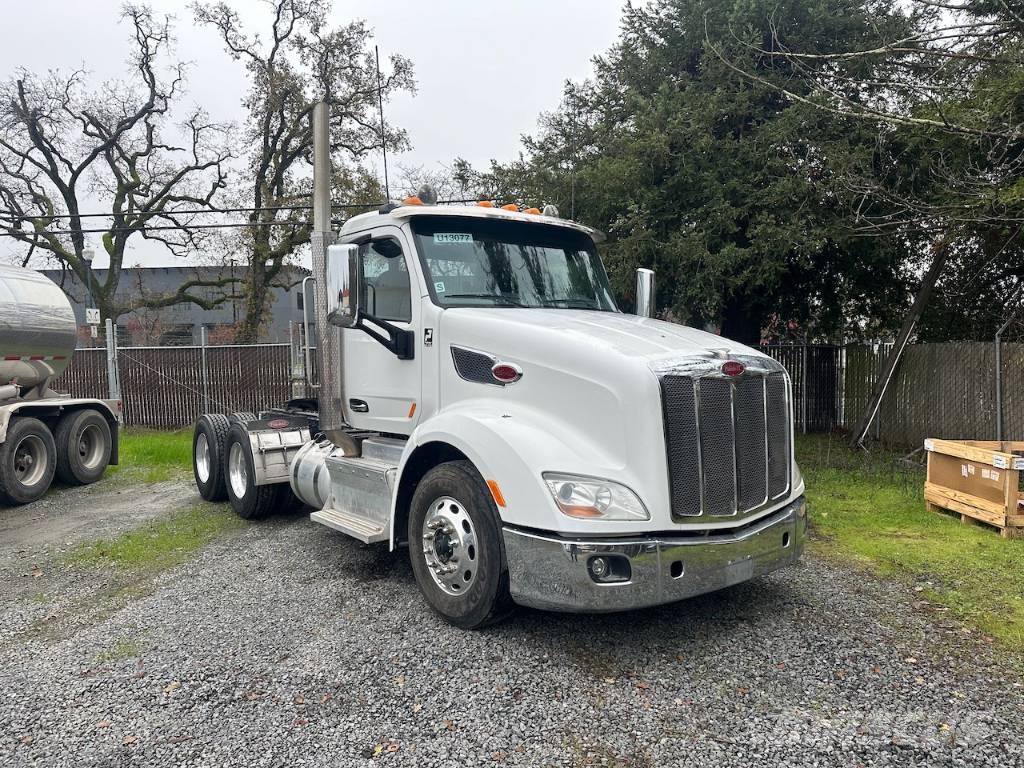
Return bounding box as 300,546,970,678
268,418,289,429
491,362,522,384
721,361,745,377
29,356,44,361
3,356,19,361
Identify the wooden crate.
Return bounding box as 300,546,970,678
924,438,1024,538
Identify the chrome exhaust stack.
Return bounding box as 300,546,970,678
310,102,358,457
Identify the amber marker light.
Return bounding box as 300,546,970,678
487,479,507,508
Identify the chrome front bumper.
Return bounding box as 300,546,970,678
502,496,806,612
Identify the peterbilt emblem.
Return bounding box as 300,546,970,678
268,418,290,429
721,361,745,377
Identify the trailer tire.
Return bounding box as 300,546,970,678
224,423,279,520
408,460,513,629
193,414,231,501
0,417,57,506
54,409,112,485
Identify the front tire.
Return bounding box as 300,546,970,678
224,423,279,520
0,417,57,505
54,409,111,485
408,461,512,629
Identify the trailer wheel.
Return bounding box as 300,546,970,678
408,461,513,629
54,409,112,485
193,414,231,501
0,417,57,505
224,422,279,520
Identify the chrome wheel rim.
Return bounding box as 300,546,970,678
78,424,104,470
13,434,47,487
228,442,248,499
195,433,211,483
421,496,478,596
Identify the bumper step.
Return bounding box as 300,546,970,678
310,507,388,544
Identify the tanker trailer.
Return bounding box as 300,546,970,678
0,264,120,505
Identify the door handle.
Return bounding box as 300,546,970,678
349,398,369,413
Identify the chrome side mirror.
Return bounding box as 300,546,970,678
635,267,655,318
326,244,360,327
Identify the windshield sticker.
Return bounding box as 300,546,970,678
433,233,473,244
434,281,446,293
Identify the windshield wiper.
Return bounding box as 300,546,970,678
540,298,601,309
445,293,527,307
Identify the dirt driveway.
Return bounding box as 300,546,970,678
1,475,1023,767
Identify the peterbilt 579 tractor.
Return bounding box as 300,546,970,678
0,264,120,505
191,187,806,628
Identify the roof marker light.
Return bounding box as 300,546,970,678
542,204,559,217
524,207,541,215
403,196,424,206
477,200,495,208
501,203,519,212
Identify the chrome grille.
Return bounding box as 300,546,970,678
659,364,790,520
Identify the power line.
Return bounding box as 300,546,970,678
0,198,485,234
0,202,374,222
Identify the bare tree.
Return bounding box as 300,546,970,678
194,0,415,342
0,5,236,321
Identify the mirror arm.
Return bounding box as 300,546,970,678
356,313,415,360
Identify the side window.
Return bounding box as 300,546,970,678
360,239,412,323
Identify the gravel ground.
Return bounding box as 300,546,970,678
2,478,1024,767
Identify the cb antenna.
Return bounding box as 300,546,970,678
375,45,391,200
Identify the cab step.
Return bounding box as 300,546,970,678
310,507,388,544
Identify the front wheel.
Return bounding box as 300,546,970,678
408,461,512,629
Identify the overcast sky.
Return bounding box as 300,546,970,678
0,0,624,267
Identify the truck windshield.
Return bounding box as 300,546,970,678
411,216,618,311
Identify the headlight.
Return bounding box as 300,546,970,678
542,473,650,521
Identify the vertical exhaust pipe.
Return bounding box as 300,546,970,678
310,101,358,456
635,268,655,318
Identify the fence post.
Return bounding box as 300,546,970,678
200,325,210,416
801,343,808,434
104,318,121,405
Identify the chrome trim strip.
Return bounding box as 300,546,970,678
694,377,705,516
729,378,738,516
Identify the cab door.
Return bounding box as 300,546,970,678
341,229,422,435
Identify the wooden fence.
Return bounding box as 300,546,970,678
52,340,1024,446
54,344,300,428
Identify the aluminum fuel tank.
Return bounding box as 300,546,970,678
0,264,78,389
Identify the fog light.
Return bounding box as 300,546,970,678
587,555,631,583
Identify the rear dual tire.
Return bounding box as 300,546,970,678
223,423,281,520
193,414,231,501
0,417,56,506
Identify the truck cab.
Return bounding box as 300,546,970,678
193,198,806,628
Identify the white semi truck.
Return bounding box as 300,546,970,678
0,264,120,505
191,190,806,628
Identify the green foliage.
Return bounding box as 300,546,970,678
483,0,917,342
799,434,1024,650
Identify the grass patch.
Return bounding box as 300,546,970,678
799,433,1024,650
108,428,193,483
69,502,245,571
95,637,145,664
